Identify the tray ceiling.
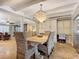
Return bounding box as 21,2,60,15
0,0,79,22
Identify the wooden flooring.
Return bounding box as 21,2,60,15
0,37,17,59
0,38,79,59
46,43,79,59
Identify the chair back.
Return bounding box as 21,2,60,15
59,33,65,39
14,32,26,59
47,32,53,55
47,32,56,55
4,32,11,40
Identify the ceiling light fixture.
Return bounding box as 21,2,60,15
34,4,47,22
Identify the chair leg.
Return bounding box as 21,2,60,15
52,48,54,51
50,51,52,55
33,54,35,59
48,55,50,58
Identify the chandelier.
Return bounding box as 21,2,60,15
34,4,47,22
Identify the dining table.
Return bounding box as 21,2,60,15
27,34,49,58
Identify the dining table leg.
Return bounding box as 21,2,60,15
32,43,40,59
34,44,40,55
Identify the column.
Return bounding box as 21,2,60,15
20,17,24,32
9,24,14,37
36,22,40,35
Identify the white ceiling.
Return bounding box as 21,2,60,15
0,0,79,22
20,0,79,18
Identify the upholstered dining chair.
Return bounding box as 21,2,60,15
4,32,11,40
0,33,4,40
0,35,1,40
50,32,55,50
38,32,55,58
59,33,66,43
14,32,35,59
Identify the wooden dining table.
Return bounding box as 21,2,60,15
27,35,49,58
27,35,48,44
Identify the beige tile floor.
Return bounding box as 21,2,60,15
48,43,79,59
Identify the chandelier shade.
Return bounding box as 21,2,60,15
34,4,47,22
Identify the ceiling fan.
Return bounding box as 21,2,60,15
6,21,15,24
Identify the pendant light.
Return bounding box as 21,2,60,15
34,4,47,22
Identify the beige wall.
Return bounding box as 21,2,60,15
35,18,71,35
57,19,73,44
43,18,57,32
57,19,72,35
27,24,33,37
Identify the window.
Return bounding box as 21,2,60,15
0,25,9,33
15,26,20,32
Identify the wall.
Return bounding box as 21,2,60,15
57,19,73,44
0,9,35,33
36,18,57,42
36,18,57,33
57,19,72,35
